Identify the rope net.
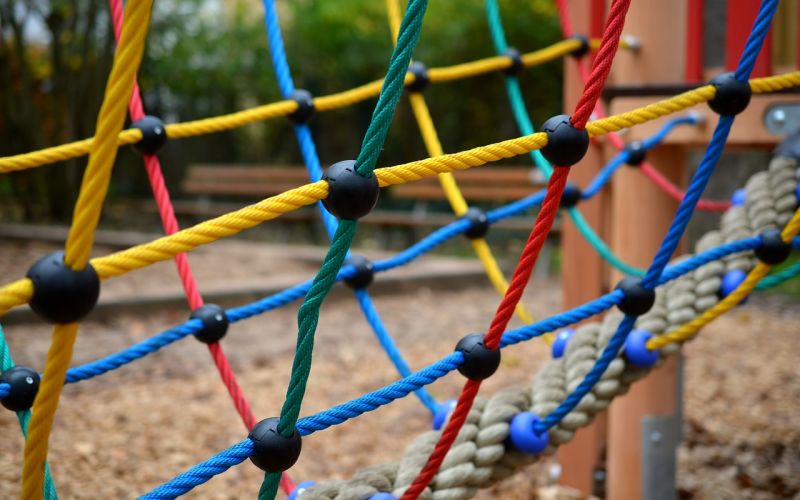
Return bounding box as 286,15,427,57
0,0,797,499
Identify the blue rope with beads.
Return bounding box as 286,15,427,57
534,0,779,434
262,0,436,414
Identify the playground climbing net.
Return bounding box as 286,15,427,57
0,0,799,499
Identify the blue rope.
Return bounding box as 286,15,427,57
535,0,779,434
296,352,463,435
135,233,784,498
138,440,255,499
0,381,9,398
261,0,437,414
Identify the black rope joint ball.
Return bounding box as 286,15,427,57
288,89,315,124
407,61,430,92
624,141,646,167
754,227,792,265
504,47,524,75
0,366,40,412
344,255,375,289
248,417,302,473
540,114,590,167
615,276,656,316
463,207,490,239
26,251,100,324
708,72,751,116
190,304,229,344
131,115,168,155
569,34,590,59
455,333,500,380
560,183,582,208
322,160,380,220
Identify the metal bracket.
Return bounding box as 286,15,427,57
764,103,800,136
641,414,681,500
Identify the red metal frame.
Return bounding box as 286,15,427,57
685,0,704,82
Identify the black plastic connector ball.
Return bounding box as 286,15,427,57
26,251,100,324
248,417,302,473
560,183,582,208
407,61,430,92
190,304,229,344
615,277,656,316
624,141,646,167
455,333,500,381
754,228,792,265
131,115,168,155
0,366,40,412
569,34,590,59
322,160,380,220
540,114,590,167
288,89,315,124
344,255,374,289
708,72,751,116
504,47,524,75
463,207,490,239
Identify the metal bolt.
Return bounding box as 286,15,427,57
650,430,663,445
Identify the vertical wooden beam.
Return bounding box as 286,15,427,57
558,0,609,495
685,0,704,82
605,0,688,498
725,0,773,77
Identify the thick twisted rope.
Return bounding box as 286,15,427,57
21,2,155,498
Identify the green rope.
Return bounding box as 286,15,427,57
259,1,429,497
0,325,58,500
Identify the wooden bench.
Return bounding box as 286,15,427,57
176,164,557,247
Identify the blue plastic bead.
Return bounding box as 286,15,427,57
731,188,746,207
508,412,549,454
433,399,457,430
551,328,575,359
623,329,660,368
720,269,749,304
288,480,316,500
369,494,397,500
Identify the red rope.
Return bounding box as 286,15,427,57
555,0,731,213
109,1,294,494
400,1,635,496
569,0,632,129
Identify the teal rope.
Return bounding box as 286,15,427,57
756,259,800,289
485,0,647,276
0,325,58,500
260,1,428,497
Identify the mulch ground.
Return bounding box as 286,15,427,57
0,240,797,499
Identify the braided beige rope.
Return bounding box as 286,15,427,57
300,156,799,500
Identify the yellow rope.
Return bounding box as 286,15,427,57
387,0,538,330
647,207,800,350
0,73,798,317
20,2,154,498
0,37,617,174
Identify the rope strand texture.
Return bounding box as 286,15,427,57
0,73,797,318
21,2,154,498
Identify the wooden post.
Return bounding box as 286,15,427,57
559,0,610,494
605,1,688,498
